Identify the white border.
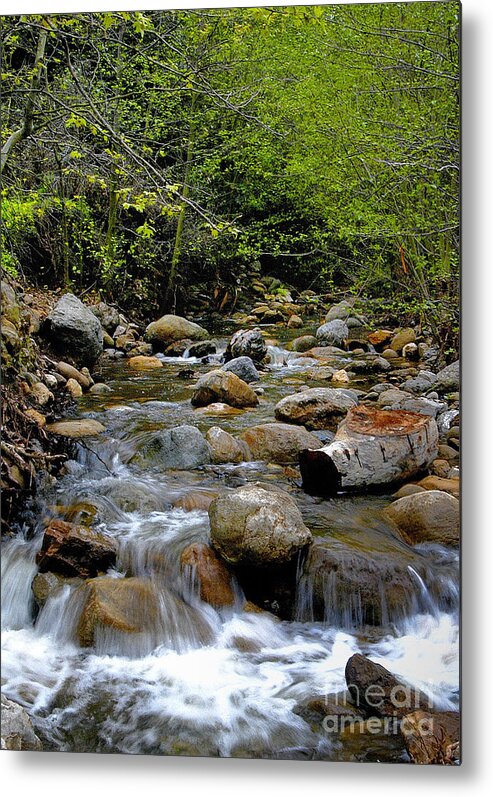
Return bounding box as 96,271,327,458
1,0,492,792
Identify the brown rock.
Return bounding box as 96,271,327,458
47,419,106,438
345,654,429,718
65,377,83,398
401,710,460,764
368,330,393,348
417,475,459,499
24,408,46,427
205,426,250,464
174,490,218,512
393,483,426,499
384,490,459,546
240,422,320,464
180,543,235,607
31,382,53,406
36,519,117,578
127,355,163,369
57,361,91,388
191,369,259,409
390,328,416,353
287,314,303,329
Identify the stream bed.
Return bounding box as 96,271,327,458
1,328,459,761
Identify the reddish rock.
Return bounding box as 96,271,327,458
181,542,235,607
36,519,117,578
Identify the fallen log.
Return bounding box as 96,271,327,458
299,405,438,495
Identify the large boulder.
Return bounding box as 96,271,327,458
239,422,320,464
222,356,259,383
145,314,209,350
434,360,460,393
132,425,211,469
41,293,104,366
180,543,235,607
209,484,312,567
316,319,348,348
89,301,120,335
300,406,439,495
389,327,416,353
274,387,357,431
225,328,267,363
205,427,250,464
0,695,42,751
36,519,116,578
191,370,259,409
345,654,429,718
384,490,459,546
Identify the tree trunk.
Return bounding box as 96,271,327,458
299,405,439,495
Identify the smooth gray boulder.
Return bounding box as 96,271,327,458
42,293,103,366
209,483,312,566
222,356,259,383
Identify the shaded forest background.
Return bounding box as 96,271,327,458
1,3,459,348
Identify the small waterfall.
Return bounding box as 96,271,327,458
266,345,290,367
1,536,40,630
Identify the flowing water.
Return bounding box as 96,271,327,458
1,325,459,761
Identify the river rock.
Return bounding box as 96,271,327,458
89,302,120,335
225,328,267,363
42,293,104,366
145,314,209,350
287,314,303,329
181,542,235,607
187,340,217,357
36,519,117,578
390,327,416,353
275,387,357,431
65,377,82,398
174,490,219,512
400,371,437,394
291,335,317,353
57,360,91,388
222,356,259,383
417,475,459,499
76,576,160,647
300,406,439,495
32,571,82,607
0,695,42,751
1,281,21,326
240,422,320,464
89,382,112,395
325,300,352,322
209,484,312,567
368,330,393,349
402,342,419,360
316,319,348,348
345,654,428,718
384,490,459,546
400,709,460,764
31,381,54,406
134,425,211,469
434,360,460,393
47,419,106,438
128,355,163,369
205,427,250,464
191,369,259,409
298,527,438,626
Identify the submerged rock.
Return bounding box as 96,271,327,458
209,483,312,567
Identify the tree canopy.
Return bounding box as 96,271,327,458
1,3,460,338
